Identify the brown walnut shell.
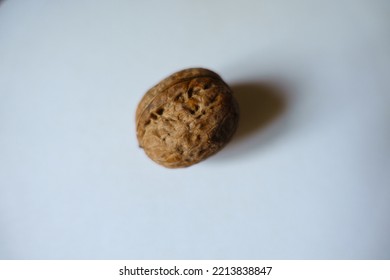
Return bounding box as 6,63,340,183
136,68,239,168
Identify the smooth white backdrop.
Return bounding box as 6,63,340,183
0,0,389,259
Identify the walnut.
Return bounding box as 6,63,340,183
136,68,239,168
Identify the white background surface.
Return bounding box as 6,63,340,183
0,0,389,259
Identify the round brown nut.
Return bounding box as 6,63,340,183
136,68,239,168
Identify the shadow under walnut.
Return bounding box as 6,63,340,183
207,82,288,162
231,83,286,141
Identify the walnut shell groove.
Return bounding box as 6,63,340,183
136,68,239,168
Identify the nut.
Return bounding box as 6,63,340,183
136,68,239,168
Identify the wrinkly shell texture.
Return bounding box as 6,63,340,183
136,68,239,168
